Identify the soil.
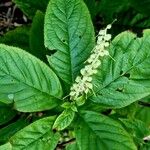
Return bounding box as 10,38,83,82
0,0,30,36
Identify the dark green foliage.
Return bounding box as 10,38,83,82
0,26,30,50
0,119,29,144
12,0,50,18
29,11,47,62
0,104,17,126
131,0,150,16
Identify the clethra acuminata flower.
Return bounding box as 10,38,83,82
70,24,112,101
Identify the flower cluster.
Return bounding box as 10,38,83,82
70,24,112,100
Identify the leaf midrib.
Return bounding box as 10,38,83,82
79,113,135,150
9,118,55,149
0,71,60,100
0,47,61,101
51,0,86,83
58,0,82,83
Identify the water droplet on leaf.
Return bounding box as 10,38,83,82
8,94,14,100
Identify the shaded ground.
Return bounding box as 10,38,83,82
0,0,29,36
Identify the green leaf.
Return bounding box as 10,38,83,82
140,95,150,103
135,106,150,126
0,119,28,144
53,109,75,131
120,119,150,148
90,29,150,108
75,111,136,150
0,105,16,126
29,11,47,62
12,0,49,19
0,143,12,150
61,102,78,112
0,44,62,112
114,103,137,118
80,100,108,113
65,142,79,150
75,95,86,106
8,116,60,150
0,26,30,51
44,0,95,84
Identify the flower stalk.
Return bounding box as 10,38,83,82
70,24,112,101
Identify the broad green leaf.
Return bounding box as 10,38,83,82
0,105,16,126
120,119,150,148
0,119,28,144
29,11,47,62
114,103,137,118
135,106,150,126
8,116,60,150
44,0,95,84
53,109,75,131
0,44,62,112
75,111,136,150
0,26,30,51
90,29,150,108
80,100,108,113
0,142,12,150
140,95,150,103
12,0,49,19
65,142,79,150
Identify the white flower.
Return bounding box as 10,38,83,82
93,60,101,68
80,68,86,76
70,24,112,101
104,34,111,41
75,76,81,82
98,30,106,36
106,24,112,29
70,91,76,96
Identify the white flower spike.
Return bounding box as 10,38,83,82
70,24,112,101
